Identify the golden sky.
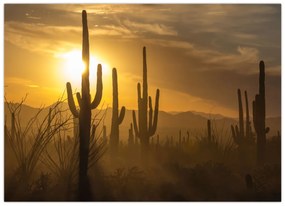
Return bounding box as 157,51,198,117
4,4,281,117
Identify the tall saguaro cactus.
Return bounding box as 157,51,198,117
231,89,254,168
231,89,253,146
133,47,160,156
66,10,103,200
110,68,126,154
253,61,269,166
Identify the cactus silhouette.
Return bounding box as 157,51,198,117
110,68,126,154
253,61,269,166
231,89,253,146
179,129,182,147
186,130,190,144
128,123,134,146
66,10,102,200
207,119,212,142
132,47,160,157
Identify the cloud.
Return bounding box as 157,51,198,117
123,19,177,36
200,46,260,68
5,77,39,88
5,21,82,54
4,4,281,116
145,39,193,50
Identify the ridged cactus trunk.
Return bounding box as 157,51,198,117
73,117,79,138
133,47,160,162
66,10,103,200
253,61,269,167
110,68,125,154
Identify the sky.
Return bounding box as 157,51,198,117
4,4,281,117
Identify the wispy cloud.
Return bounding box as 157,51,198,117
4,4,281,116
123,19,177,36
5,77,39,88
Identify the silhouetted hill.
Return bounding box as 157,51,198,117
4,102,281,143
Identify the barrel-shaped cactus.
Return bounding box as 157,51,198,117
66,10,102,200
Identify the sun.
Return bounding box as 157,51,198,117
58,49,110,84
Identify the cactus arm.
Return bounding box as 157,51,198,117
148,96,153,134
245,90,250,138
66,82,79,118
137,83,142,101
132,110,140,138
149,89,160,136
252,99,256,130
91,64,103,109
118,106,126,125
237,89,244,138
76,92,82,109
231,125,237,143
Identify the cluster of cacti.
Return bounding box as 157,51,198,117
231,89,254,147
66,10,102,200
110,68,126,154
253,61,269,166
132,47,160,155
181,130,190,145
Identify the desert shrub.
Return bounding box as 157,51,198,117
5,96,71,200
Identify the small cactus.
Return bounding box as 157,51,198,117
128,123,134,146
207,119,212,142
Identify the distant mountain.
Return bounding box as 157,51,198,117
4,102,281,143
188,111,227,119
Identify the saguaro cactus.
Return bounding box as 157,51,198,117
207,119,212,142
66,10,103,200
253,61,269,166
231,89,253,146
110,68,125,154
128,123,134,146
132,47,160,155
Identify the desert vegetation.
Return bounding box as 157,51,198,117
4,10,281,201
